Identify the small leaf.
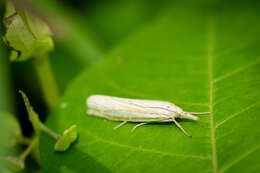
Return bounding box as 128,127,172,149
0,112,21,148
3,4,54,62
54,125,78,152
3,157,24,171
19,91,41,134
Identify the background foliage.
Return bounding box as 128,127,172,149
1,0,260,173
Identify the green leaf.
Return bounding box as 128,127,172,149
26,0,103,64
40,3,260,173
19,91,41,134
3,6,54,62
0,53,13,112
54,125,78,152
0,20,14,113
0,112,21,148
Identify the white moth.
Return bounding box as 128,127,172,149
86,95,209,137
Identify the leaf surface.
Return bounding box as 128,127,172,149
40,4,260,173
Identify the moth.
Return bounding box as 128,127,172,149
86,95,209,137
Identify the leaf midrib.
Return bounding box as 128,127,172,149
208,16,260,173
207,18,218,173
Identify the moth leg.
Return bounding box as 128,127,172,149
131,123,148,132
113,121,128,130
173,119,191,137
186,112,210,115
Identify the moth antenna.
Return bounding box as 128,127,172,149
173,119,191,137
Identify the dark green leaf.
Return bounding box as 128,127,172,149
86,0,167,50
0,26,13,112
40,3,260,173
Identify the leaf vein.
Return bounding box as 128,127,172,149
208,18,218,173
82,129,211,160
215,102,260,128
213,58,260,83
220,144,260,173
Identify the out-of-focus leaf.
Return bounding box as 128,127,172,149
49,44,86,93
3,157,24,171
11,0,104,94
86,0,167,50
3,5,54,62
0,112,21,148
0,112,21,172
40,2,260,173
26,0,103,64
0,23,13,112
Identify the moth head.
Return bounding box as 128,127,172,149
176,112,198,120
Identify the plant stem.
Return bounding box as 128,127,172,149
39,122,60,140
19,137,38,161
32,54,60,111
